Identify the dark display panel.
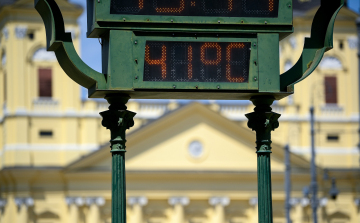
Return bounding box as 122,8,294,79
111,0,279,18
144,41,251,83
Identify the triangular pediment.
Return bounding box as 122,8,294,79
66,103,311,174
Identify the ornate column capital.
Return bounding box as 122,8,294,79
2,28,9,40
249,197,258,206
128,196,148,207
209,197,230,207
100,95,136,153
66,197,85,206
245,96,280,153
14,197,34,207
86,197,106,206
0,198,7,208
168,197,189,206
15,26,28,39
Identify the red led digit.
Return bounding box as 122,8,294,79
145,45,167,79
226,43,245,83
188,46,193,79
269,0,274,11
156,0,185,13
228,0,233,11
139,0,143,9
201,43,221,65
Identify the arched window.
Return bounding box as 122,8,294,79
32,48,56,62
319,57,343,70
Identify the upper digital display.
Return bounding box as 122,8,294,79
110,0,279,18
143,41,251,83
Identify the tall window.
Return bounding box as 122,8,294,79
38,68,52,97
324,76,337,104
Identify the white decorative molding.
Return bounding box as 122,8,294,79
14,197,34,207
33,98,59,112
290,147,359,155
319,57,343,70
347,36,358,49
289,37,297,49
320,105,344,116
33,48,57,62
86,197,106,206
2,28,9,40
289,198,300,206
301,198,310,207
15,26,28,39
209,197,230,206
354,198,360,206
2,144,100,152
319,197,328,207
168,197,189,206
249,197,258,206
66,197,85,206
128,196,148,206
284,60,292,72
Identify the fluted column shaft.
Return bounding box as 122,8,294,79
100,95,136,223
246,96,280,223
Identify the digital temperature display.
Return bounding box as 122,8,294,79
111,0,279,17
143,41,251,83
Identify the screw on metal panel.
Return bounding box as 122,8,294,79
254,61,257,65
216,34,219,37
123,18,126,21
218,20,220,23
171,19,173,22
217,86,220,89
254,43,256,46
241,20,244,24
135,59,138,63
172,33,175,36
97,0,100,2
288,4,292,8
265,21,267,24
254,77,257,81
134,41,137,44
146,19,150,21
173,85,176,89
195,86,198,89
135,76,138,79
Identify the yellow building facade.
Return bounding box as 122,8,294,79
0,0,359,223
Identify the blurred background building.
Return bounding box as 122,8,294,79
0,0,359,222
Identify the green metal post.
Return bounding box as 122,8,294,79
100,94,136,223
245,96,281,223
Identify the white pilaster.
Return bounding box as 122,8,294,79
15,197,33,223
168,197,189,223
128,196,148,223
209,197,230,223
86,197,105,223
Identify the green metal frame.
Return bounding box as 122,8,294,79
92,0,292,25
105,31,258,91
279,0,344,92
87,0,293,38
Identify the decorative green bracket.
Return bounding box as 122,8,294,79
279,0,344,92
34,0,107,90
